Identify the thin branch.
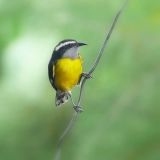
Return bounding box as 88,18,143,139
54,111,78,160
76,0,128,109
54,1,128,159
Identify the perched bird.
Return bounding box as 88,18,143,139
48,39,88,111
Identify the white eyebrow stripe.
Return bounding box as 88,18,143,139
55,41,76,51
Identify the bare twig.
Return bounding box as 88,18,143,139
54,1,128,159
75,0,128,109
54,111,78,160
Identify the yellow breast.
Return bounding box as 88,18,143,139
54,57,83,91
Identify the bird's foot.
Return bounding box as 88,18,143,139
73,105,84,113
81,72,92,79
77,72,92,85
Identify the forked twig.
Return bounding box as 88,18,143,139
54,1,128,159
75,0,128,109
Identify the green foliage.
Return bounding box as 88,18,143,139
0,0,160,160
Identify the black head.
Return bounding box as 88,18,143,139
54,39,87,52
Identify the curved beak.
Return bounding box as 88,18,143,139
78,42,87,46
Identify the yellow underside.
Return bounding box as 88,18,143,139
54,57,83,91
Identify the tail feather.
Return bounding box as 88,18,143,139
55,90,71,107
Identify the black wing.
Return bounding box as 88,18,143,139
48,45,67,90
48,59,56,90
48,50,61,91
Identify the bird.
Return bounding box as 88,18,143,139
48,39,89,111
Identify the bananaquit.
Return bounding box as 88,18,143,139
48,39,87,107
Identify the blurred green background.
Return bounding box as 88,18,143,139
0,0,160,160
